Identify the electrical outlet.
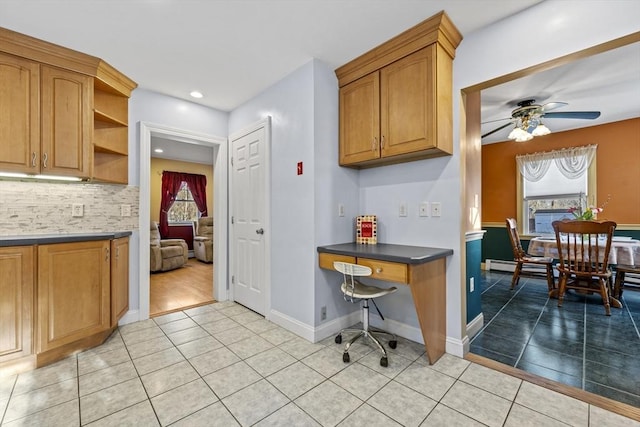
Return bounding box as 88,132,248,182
72,203,84,217
338,203,345,217
399,202,408,217
321,306,327,321
121,204,131,217
470,277,475,292
419,202,429,217
431,202,442,217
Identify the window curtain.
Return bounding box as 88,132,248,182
159,171,208,237
516,144,597,182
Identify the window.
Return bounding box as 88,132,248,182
517,145,597,235
167,182,199,223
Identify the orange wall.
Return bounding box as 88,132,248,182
150,158,214,223
482,118,640,225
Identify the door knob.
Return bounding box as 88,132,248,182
256,228,264,235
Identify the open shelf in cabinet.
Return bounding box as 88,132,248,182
92,152,128,184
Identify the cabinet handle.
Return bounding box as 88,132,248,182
105,247,110,261
116,247,120,258
42,153,48,168
381,136,385,149
31,152,37,167
372,137,377,151
376,268,382,274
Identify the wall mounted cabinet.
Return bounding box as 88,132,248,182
336,11,462,168
0,27,136,183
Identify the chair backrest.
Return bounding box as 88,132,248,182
552,219,617,277
150,221,161,247
194,217,214,239
333,261,372,302
506,218,526,260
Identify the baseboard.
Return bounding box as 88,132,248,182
268,309,317,342
118,309,140,326
447,335,469,358
466,313,484,340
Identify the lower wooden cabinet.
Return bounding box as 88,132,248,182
111,237,129,327
37,240,111,353
0,246,34,364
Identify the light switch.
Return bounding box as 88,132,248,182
338,203,345,217
399,202,408,217
419,202,429,217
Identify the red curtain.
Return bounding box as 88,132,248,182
159,171,208,237
183,174,208,217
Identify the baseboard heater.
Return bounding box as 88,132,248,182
485,259,549,274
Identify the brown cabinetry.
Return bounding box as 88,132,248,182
0,27,136,183
0,246,34,365
41,65,93,178
336,12,461,168
0,52,40,173
110,237,129,327
37,241,111,354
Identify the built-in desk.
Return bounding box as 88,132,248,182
317,243,453,364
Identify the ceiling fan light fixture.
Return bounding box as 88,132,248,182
509,126,532,142
532,123,551,136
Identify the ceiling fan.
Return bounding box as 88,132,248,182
481,99,601,141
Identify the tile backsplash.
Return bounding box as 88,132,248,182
0,181,139,236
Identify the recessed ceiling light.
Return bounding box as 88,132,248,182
190,91,203,99
154,148,164,153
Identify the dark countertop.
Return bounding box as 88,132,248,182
317,242,453,265
0,231,132,247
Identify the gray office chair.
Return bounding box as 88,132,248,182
333,261,398,367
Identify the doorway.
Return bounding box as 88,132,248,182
138,122,228,321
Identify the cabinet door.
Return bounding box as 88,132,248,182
339,71,380,165
0,53,40,173
0,246,34,363
380,46,436,157
41,65,92,178
37,241,110,353
110,237,129,327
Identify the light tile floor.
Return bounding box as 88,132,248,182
1,301,638,426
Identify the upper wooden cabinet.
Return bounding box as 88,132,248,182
0,27,136,183
336,11,462,168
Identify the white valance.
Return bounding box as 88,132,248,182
516,145,597,182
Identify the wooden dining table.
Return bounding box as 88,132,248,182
527,236,640,307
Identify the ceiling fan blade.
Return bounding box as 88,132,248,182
481,117,512,125
482,122,514,138
543,111,601,119
541,101,568,112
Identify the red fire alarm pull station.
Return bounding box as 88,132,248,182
297,161,303,175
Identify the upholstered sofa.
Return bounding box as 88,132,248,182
150,221,188,272
193,217,213,263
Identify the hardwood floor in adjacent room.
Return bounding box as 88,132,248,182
150,258,214,317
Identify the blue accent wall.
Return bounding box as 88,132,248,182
466,238,483,324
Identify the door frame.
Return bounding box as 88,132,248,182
228,117,271,317
139,121,228,320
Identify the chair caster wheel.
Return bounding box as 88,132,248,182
335,334,342,344
389,340,397,349
343,352,350,363
380,357,388,367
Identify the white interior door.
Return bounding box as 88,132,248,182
230,120,269,315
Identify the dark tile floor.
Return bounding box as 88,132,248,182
470,270,640,408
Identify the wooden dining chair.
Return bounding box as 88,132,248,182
552,219,617,315
505,218,555,293
613,264,640,299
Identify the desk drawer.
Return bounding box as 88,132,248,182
358,258,407,284
319,253,356,270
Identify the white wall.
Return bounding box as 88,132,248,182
127,89,228,317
